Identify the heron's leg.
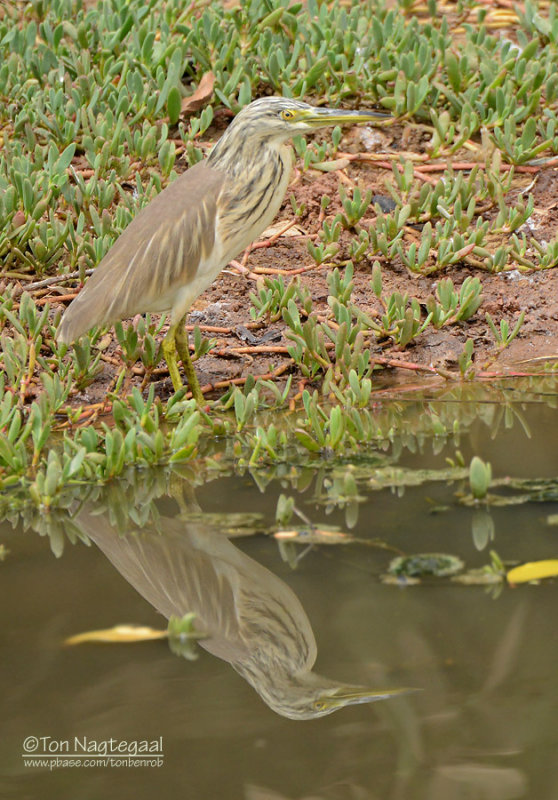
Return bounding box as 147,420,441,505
175,316,204,404
161,324,184,394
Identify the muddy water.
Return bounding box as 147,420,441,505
1,389,558,799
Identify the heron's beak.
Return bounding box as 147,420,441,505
301,107,391,128
324,685,419,709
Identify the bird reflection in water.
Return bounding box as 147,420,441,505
79,513,414,720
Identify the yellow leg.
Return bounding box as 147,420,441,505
162,318,204,402
161,325,184,394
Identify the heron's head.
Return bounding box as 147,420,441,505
254,671,418,721
290,682,417,720
225,97,390,144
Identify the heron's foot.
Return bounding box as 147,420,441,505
161,333,185,394
175,326,204,405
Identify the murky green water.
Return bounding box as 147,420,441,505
2,383,558,799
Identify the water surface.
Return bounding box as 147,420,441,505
1,384,558,799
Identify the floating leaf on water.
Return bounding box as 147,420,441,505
274,527,355,545
64,625,168,645
429,504,452,514
388,553,464,578
451,568,503,585
369,465,468,490
273,527,401,552
187,511,265,537
506,560,558,585
380,573,421,586
457,492,531,508
499,477,558,503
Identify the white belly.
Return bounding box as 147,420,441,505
167,233,228,323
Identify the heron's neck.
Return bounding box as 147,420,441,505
208,131,290,179
210,137,293,257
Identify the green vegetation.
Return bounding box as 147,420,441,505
388,553,465,578
3,375,558,548
1,0,558,507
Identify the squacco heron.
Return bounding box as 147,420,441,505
56,97,388,402
81,510,414,720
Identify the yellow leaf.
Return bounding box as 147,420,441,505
506,560,558,585
64,624,167,645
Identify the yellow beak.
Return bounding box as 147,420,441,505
323,685,419,710
301,106,391,128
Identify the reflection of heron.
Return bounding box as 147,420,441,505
80,512,413,720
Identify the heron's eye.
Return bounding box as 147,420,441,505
281,109,296,120
314,700,327,711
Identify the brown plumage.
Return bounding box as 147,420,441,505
56,97,389,401
57,162,224,342
81,509,415,720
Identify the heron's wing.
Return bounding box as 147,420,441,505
78,511,318,671
79,512,250,663
57,161,225,343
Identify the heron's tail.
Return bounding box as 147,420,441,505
56,283,108,343
56,296,94,344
